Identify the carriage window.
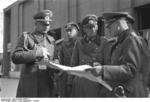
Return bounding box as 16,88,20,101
48,28,61,40
135,4,150,30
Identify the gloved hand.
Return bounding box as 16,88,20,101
36,46,50,60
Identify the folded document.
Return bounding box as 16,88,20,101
38,61,113,91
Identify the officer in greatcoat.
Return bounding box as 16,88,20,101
56,22,80,97
89,12,150,97
12,10,58,97
70,15,104,97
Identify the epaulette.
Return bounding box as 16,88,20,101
21,32,31,39
22,32,30,35
22,31,32,40
131,31,138,37
55,38,64,45
130,31,144,49
107,37,117,43
47,34,55,44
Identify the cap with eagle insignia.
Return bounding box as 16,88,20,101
34,10,53,25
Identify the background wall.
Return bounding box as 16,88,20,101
3,0,150,76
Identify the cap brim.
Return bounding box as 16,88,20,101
36,19,52,22
65,27,72,30
83,23,95,28
105,18,117,24
41,21,51,25
126,16,135,24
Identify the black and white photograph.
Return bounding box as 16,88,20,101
0,0,150,101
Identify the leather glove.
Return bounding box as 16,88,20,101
36,46,50,60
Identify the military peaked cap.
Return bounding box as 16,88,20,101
65,22,80,31
34,10,53,24
103,12,135,24
82,14,98,26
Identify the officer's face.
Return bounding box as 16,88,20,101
36,21,51,34
83,23,98,37
105,20,119,38
66,27,78,39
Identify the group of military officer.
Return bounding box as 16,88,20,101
11,9,150,97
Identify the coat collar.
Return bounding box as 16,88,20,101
33,30,47,37
83,35,100,45
65,38,76,47
31,31,54,44
117,29,130,44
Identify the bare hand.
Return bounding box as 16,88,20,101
93,62,101,66
35,58,49,65
94,65,102,74
53,59,60,64
85,65,102,76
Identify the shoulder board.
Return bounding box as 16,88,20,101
21,32,31,38
131,31,138,37
47,34,55,44
55,38,64,45
22,31,34,40
130,31,141,43
22,32,30,35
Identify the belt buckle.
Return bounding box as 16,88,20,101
38,65,47,70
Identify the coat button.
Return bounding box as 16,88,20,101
82,60,84,62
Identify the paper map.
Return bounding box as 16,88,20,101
37,61,112,91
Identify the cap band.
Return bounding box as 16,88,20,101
35,19,52,21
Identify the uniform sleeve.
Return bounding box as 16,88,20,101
59,43,64,65
53,43,58,60
47,35,57,61
97,37,107,64
11,33,37,64
70,40,80,67
102,36,142,82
